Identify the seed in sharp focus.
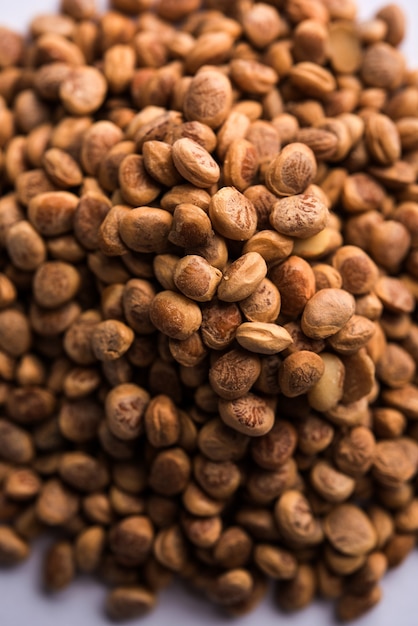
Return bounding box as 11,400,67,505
219,393,275,437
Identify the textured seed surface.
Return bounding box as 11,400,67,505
1,0,418,623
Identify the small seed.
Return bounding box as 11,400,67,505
218,252,267,303
0,526,30,565
236,322,293,355
172,138,220,188
106,586,156,621
266,143,317,197
219,393,275,437
301,288,356,339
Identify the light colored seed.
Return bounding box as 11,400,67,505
236,322,293,355
308,353,345,412
172,138,220,188
217,252,267,302
270,193,328,239
184,70,233,129
301,288,356,339
60,66,107,115
209,187,257,241
266,143,317,197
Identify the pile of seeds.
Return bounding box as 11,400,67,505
1,0,418,621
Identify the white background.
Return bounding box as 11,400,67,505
1,1,418,625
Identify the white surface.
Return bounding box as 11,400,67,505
1,0,418,624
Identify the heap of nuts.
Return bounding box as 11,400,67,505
1,0,418,622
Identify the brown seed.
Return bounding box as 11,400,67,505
184,70,232,129
149,448,191,496
374,276,414,314
219,393,275,437
296,127,338,161
142,141,182,188
0,419,34,465
270,193,328,240
33,261,80,309
334,426,376,477
213,526,252,569
332,245,379,295
4,468,42,501
42,148,83,188
365,113,401,166
63,312,101,365
243,230,294,266
250,420,297,471
119,209,171,256
373,439,418,487
149,290,202,341
59,397,102,442
172,138,220,188
276,564,316,613
6,221,46,272
310,461,355,503
269,256,316,317
254,544,297,580
324,504,377,556
266,143,317,197
44,541,75,592
36,479,79,526
239,278,281,324
341,349,375,403
153,524,188,572
218,253,267,303
302,288,356,339
208,569,253,606
105,384,150,441
174,255,222,303
223,139,258,192
241,3,281,48
361,42,405,89
200,300,242,351
0,309,31,358
109,515,154,566
275,490,323,546
60,66,107,115
209,349,261,401
91,320,134,362
198,419,249,465
28,191,79,237
75,526,106,574
169,332,207,367
209,187,257,242
328,315,376,355
119,155,161,207
279,350,325,397
342,173,385,214
106,586,156,621
230,58,278,95
59,452,109,493
144,395,181,448
376,343,415,388
289,62,336,98
168,203,213,249
0,526,30,565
